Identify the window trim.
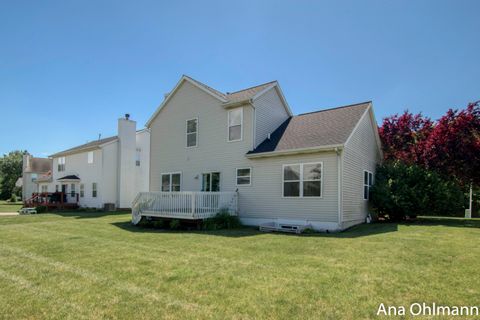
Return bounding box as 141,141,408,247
363,170,373,200
58,157,66,172
185,118,198,148
227,107,243,142
87,151,94,164
282,162,323,198
135,148,141,166
235,167,252,186
161,172,182,192
201,171,221,192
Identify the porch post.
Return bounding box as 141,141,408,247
191,192,196,219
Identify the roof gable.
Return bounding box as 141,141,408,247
146,75,291,127
50,136,118,158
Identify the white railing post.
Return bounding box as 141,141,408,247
191,192,196,219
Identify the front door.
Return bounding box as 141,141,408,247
202,172,220,192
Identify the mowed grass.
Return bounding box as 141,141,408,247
0,200,22,212
0,213,479,320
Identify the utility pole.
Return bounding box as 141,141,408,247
466,183,473,219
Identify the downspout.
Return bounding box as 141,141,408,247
250,100,256,150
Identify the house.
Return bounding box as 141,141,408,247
21,154,52,201
133,75,382,231
31,115,150,209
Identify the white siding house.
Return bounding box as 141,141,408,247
135,75,382,231
32,116,150,209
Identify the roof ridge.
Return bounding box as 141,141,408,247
296,101,372,117
227,80,277,95
183,75,227,98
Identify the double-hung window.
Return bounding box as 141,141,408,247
236,168,251,186
161,173,181,192
186,118,198,147
363,171,373,200
135,148,141,166
70,184,76,197
228,108,243,141
92,183,97,198
87,151,94,164
58,157,66,172
283,162,322,197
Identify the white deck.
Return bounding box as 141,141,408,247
131,191,238,224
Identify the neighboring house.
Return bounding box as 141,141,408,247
135,75,382,231
21,154,52,201
37,115,150,209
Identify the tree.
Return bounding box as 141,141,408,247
0,151,26,200
378,111,433,164
423,101,480,187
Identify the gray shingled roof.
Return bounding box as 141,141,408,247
225,81,277,104
248,102,371,155
50,136,118,158
184,75,277,105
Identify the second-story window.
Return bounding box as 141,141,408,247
228,108,243,142
136,148,141,166
58,157,66,172
87,151,94,164
186,118,198,147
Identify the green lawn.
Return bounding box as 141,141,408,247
0,213,478,319
0,200,22,212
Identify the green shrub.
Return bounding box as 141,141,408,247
35,206,47,214
9,194,17,203
202,208,241,230
169,219,180,230
370,161,466,220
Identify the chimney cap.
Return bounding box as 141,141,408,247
125,113,130,120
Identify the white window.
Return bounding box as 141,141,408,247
135,148,141,166
363,171,373,200
92,183,97,198
186,118,198,147
87,151,94,164
80,184,84,198
236,168,251,186
55,185,59,192
41,185,48,193
283,162,322,198
161,173,181,192
70,184,76,197
58,157,66,172
228,108,243,141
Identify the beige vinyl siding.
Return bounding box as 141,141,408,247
149,80,340,225
253,87,290,148
149,80,255,193
342,108,381,223
243,152,339,223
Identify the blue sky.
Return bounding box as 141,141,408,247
1,0,479,156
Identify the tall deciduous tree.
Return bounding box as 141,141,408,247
378,111,433,164
0,151,26,200
423,101,480,187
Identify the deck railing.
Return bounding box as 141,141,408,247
132,191,238,224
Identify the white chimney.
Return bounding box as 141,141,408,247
117,115,136,208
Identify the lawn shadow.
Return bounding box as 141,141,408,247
111,216,479,238
111,219,400,238
48,210,130,219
